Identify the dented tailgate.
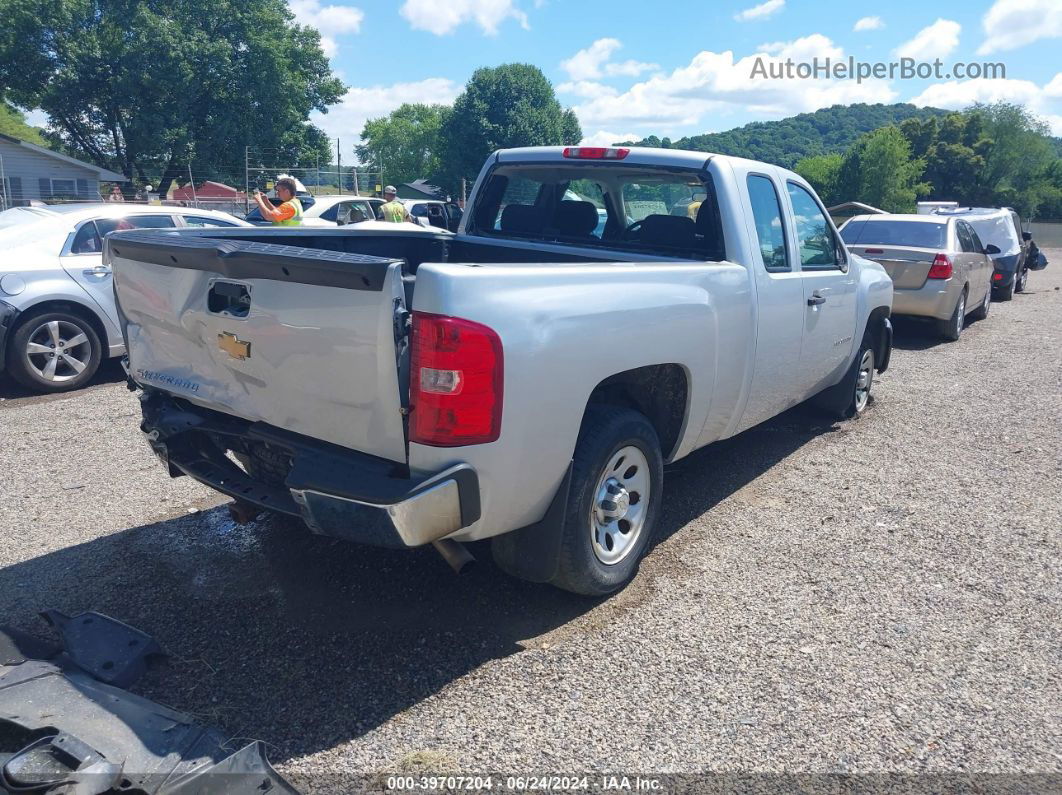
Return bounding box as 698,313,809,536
109,232,409,464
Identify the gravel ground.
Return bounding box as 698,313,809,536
1,256,1060,792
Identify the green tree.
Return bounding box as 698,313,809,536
0,102,46,145
794,153,843,206
0,0,345,193
968,102,1056,216
840,126,928,212
356,104,451,189
439,64,581,190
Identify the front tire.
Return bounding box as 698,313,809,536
550,407,663,596
7,310,102,393
812,331,876,420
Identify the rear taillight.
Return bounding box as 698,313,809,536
992,272,1003,281
562,146,629,160
927,253,953,279
410,312,503,446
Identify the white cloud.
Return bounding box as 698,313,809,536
1044,73,1062,98
894,19,961,60
734,0,785,22
571,35,895,132
557,81,618,99
976,0,1062,54
853,16,883,32
606,59,659,78
288,0,364,57
910,77,1062,135
311,77,461,152
560,38,659,83
560,38,622,80
579,130,641,147
400,0,529,36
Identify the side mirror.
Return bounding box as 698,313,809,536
985,244,1001,255
1022,231,1032,241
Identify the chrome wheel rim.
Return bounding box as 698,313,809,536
24,320,91,383
854,349,874,413
590,445,650,565
955,295,965,336
983,287,991,314
1018,269,1027,290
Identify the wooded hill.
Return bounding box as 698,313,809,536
623,103,953,168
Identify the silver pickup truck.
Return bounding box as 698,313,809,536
110,146,894,595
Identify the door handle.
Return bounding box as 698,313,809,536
807,293,826,306
83,266,111,277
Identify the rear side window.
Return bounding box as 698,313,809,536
956,222,975,253
184,215,237,228
70,221,102,254
842,220,948,249
97,215,176,236
786,182,839,268
746,175,788,272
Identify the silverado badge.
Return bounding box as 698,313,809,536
218,331,251,360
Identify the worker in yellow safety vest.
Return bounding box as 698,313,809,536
379,185,411,223
252,177,303,226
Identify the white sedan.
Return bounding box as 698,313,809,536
0,203,250,393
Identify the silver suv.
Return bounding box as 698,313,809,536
0,203,249,393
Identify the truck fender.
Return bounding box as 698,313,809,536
490,461,573,582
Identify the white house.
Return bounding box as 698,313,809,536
0,133,126,209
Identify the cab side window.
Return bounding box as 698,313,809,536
70,221,102,254
746,175,789,272
786,182,839,269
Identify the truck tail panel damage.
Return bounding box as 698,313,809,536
110,233,410,464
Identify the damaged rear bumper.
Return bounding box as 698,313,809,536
138,390,481,548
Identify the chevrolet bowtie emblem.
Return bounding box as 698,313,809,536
218,331,251,360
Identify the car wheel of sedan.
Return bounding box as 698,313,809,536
1015,266,1028,293
939,289,966,342
550,406,663,596
970,284,991,321
7,310,102,393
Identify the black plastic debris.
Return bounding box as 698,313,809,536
40,610,163,689
0,614,296,795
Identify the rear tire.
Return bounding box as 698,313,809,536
1015,265,1028,293
994,278,1014,301
550,406,663,596
938,289,966,341
7,309,102,393
970,284,991,321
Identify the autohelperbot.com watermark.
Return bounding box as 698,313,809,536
750,56,1006,83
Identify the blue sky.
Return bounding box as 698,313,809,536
31,0,1062,157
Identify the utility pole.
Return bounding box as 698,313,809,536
188,165,198,208
0,154,7,211
244,146,250,214
336,137,341,194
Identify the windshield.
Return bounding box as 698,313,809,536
469,162,725,260
841,219,948,249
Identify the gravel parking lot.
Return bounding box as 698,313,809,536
1,254,1059,791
